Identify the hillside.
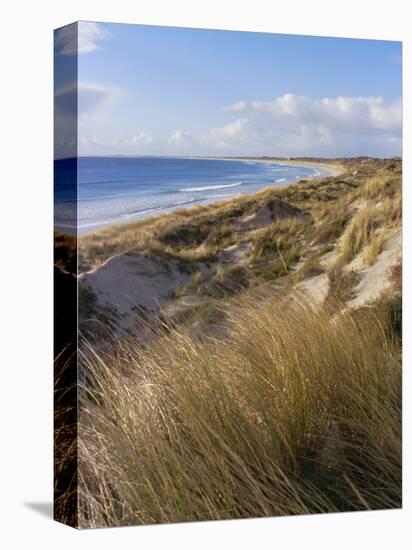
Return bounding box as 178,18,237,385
78,157,401,340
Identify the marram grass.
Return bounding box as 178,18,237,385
77,294,401,528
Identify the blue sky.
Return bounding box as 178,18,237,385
55,21,402,157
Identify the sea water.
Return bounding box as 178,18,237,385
54,156,324,235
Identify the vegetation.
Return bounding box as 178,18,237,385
78,292,401,527
54,231,77,273
326,261,359,304
54,157,402,527
78,158,401,293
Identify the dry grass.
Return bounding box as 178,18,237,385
339,205,383,263
326,262,359,304
78,197,253,270
78,160,401,285
52,158,403,527
78,294,401,528
364,231,386,267
361,174,400,201
333,166,401,269
311,196,353,246
294,254,324,283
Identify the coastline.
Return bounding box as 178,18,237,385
74,157,345,236
77,156,401,326
219,157,344,178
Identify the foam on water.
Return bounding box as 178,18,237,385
180,181,242,192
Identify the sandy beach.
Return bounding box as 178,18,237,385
221,157,344,178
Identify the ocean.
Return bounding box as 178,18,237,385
54,156,326,235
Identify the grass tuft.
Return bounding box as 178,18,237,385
78,295,401,527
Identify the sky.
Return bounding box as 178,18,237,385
54,21,402,158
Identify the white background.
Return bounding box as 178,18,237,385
0,0,410,547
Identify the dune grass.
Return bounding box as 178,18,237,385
337,193,401,268
70,158,402,528
78,159,400,293
78,292,401,528
338,205,383,263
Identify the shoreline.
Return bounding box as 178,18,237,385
74,157,344,236
219,157,344,178
176,154,344,178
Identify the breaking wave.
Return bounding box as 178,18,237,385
179,182,242,192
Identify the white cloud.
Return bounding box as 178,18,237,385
79,132,156,155
78,82,118,117
54,85,77,158
248,94,402,133
251,93,312,119
55,82,119,158
54,85,77,117
223,100,247,113
168,129,195,147
71,91,401,158
80,135,107,147
207,93,402,156
209,119,251,148
369,97,402,131
127,132,154,146
55,22,110,56
78,22,110,54
55,82,118,118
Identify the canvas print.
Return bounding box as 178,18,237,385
54,21,402,528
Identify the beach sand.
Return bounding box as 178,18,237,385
221,157,344,178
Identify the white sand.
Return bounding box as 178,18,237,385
79,252,193,330
347,231,401,309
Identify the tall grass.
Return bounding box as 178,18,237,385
339,205,382,263
73,159,402,527
78,294,401,527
